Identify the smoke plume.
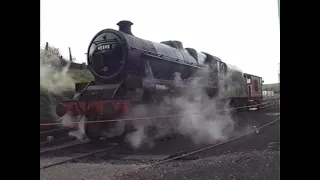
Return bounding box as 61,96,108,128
66,115,87,141
41,51,254,145
123,66,239,149
40,50,74,94
40,50,86,139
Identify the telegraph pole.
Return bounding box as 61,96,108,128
278,0,280,23
68,47,73,62
278,1,280,92
278,62,280,83
45,42,49,51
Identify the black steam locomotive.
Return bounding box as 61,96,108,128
55,20,263,141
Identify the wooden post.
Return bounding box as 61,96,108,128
68,47,73,62
45,42,49,51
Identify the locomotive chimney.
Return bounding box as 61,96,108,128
117,20,133,35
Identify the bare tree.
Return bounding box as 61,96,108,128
44,42,62,58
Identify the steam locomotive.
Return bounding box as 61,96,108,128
55,20,263,141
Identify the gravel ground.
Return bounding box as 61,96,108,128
40,105,280,180
40,150,279,180
40,162,140,180
113,150,280,180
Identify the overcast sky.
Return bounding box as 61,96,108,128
41,0,280,84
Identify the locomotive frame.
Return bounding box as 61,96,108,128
55,20,263,141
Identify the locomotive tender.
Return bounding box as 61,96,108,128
55,20,263,141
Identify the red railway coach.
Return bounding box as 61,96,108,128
244,73,263,106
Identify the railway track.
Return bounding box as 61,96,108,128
40,126,80,149
40,146,117,170
40,115,279,171
40,127,74,142
40,99,279,170
40,139,91,155
40,136,76,149
40,139,119,170
39,99,277,147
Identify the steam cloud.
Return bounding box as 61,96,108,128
40,50,86,140
41,50,254,145
123,66,240,149
40,50,74,94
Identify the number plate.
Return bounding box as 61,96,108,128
97,44,111,51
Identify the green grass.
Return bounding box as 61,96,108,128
68,69,94,84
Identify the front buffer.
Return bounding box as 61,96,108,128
56,99,131,141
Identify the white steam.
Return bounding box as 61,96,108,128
40,51,75,95
40,50,86,140
124,67,239,149
125,126,147,149
42,52,253,146
67,115,87,141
